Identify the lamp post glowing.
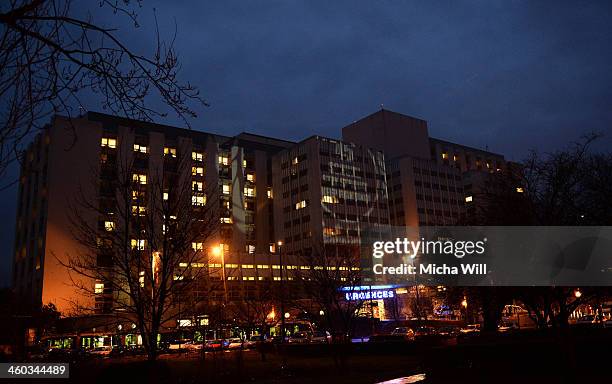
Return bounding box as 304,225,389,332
461,297,468,324
277,241,286,343
276,240,288,370
211,245,227,304
574,289,582,298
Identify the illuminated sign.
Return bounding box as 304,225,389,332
344,289,395,301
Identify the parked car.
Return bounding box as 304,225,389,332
437,326,459,338
576,315,596,325
460,324,480,333
89,346,112,357
184,341,204,352
25,345,48,361
459,324,481,337
125,345,146,355
226,338,244,350
311,330,331,344
414,326,436,338
244,335,266,349
390,327,415,340
109,345,127,357
287,331,312,344
204,339,224,351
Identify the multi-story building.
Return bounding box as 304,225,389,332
343,109,506,227
12,112,292,314
271,136,390,257
13,108,510,322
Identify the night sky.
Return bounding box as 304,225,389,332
1,0,611,286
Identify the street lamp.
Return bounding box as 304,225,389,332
574,289,582,298
461,297,468,324
211,245,228,313
277,241,286,343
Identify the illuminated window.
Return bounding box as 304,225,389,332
442,152,449,160
516,187,524,193
164,147,176,157
94,283,104,294
453,155,458,162
173,275,184,281
132,190,145,200
244,187,255,197
323,227,337,236
257,264,269,269
163,192,169,201
246,173,255,182
247,245,255,254
322,195,338,204
227,276,238,281
192,195,206,206
243,276,255,281
131,239,146,250
104,221,115,232
267,188,273,199
192,242,203,251
292,156,299,165
223,200,230,209
192,181,203,191
218,155,229,166
101,137,117,149
192,166,204,176
225,263,238,268
133,144,148,154
269,243,276,253
131,205,146,216
242,264,254,269
242,159,247,168
192,151,204,162
133,173,147,185
486,162,491,169
220,217,233,224
295,200,307,210
273,276,281,281
222,184,230,195
465,196,473,203
191,263,205,268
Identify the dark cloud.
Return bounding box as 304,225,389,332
1,0,611,285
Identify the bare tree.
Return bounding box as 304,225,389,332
295,246,366,342
0,0,206,179
63,148,219,360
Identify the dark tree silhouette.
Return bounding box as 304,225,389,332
63,148,219,360
0,0,206,179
